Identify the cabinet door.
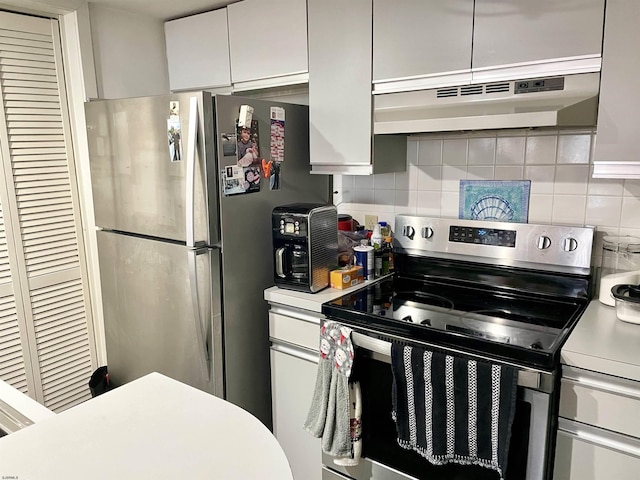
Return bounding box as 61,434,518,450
473,0,604,69
164,9,231,91
559,366,640,440
228,0,308,88
271,345,321,480
555,419,640,480
592,0,640,176
308,0,373,173
373,0,473,85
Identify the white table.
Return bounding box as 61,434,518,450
0,372,293,480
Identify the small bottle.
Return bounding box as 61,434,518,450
374,247,383,278
378,221,391,238
384,236,394,273
381,241,390,275
371,223,383,250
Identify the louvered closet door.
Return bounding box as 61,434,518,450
0,11,96,412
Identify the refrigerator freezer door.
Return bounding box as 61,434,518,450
97,230,223,396
86,92,218,245
212,95,331,426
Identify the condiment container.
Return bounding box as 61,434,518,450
611,284,640,324
353,244,374,281
599,236,640,305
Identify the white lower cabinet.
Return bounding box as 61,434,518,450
269,306,323,480
554,419,640,480
555,365,640,479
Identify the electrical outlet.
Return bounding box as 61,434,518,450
364,215,378,231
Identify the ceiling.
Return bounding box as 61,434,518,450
2,0,240,21
85,0,240,20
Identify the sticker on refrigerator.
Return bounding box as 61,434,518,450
169,101,179,118
221,133,237,157
222,165,261,196
236,119,259,167
237,105,254,128
270,107,285,163
261,158,280,190
269,161,281,190
167,118,182,162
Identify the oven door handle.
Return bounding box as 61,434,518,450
351,331,550,392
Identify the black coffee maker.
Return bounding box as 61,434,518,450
272,203,338,293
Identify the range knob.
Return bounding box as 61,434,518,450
562,237,578,252
421,226,434,239
403,225,416,240
536,235,551,250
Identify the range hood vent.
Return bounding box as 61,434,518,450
374,73,600,134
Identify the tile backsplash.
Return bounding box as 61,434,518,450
334,128,640,263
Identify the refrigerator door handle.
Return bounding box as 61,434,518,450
186,96,199,248
189,247,211,382
275,247,287,278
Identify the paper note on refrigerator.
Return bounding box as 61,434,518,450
270,107,285,163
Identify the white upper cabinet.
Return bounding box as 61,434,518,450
373,0,604,93
308,0,373,174
373,0,473,90
164,9,231,92
472,0,604,82
592,0,640,178
227,0,308,91
308,0,406,175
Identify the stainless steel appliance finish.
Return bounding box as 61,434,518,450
373,72,600,134
273,203,338,293
395,215,594,274
321,215,595,480
86,92,330,427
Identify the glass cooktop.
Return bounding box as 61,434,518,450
322,275,589,370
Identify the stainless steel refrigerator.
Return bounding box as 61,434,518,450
85,92,330,427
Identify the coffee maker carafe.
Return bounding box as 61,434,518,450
272,203,337,293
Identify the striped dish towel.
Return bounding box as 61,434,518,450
390,342,518,480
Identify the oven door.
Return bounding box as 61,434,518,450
322,332,554,480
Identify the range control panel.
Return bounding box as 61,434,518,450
395,215,595,273
450,226,516,247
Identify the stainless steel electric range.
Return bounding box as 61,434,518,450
321,215,595,480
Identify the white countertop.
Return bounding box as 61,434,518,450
562,300,640,381
0,372,293,480
264,275,390,313
0,378,54,424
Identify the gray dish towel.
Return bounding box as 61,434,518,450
304,321,360,463
391,342,518,480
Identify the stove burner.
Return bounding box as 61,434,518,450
399,314,431,327
395,291,454,310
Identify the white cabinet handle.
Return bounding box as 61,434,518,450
562,366,640,401
269,305,324,325
270,340,319,364
558,417,640,459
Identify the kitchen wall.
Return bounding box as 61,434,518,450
88,4,169,99
335,128,640,262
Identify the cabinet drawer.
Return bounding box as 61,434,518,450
555,418,640,480
559,366,640,439
268,305,323,351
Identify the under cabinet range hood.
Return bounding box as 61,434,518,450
373,72,600,134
